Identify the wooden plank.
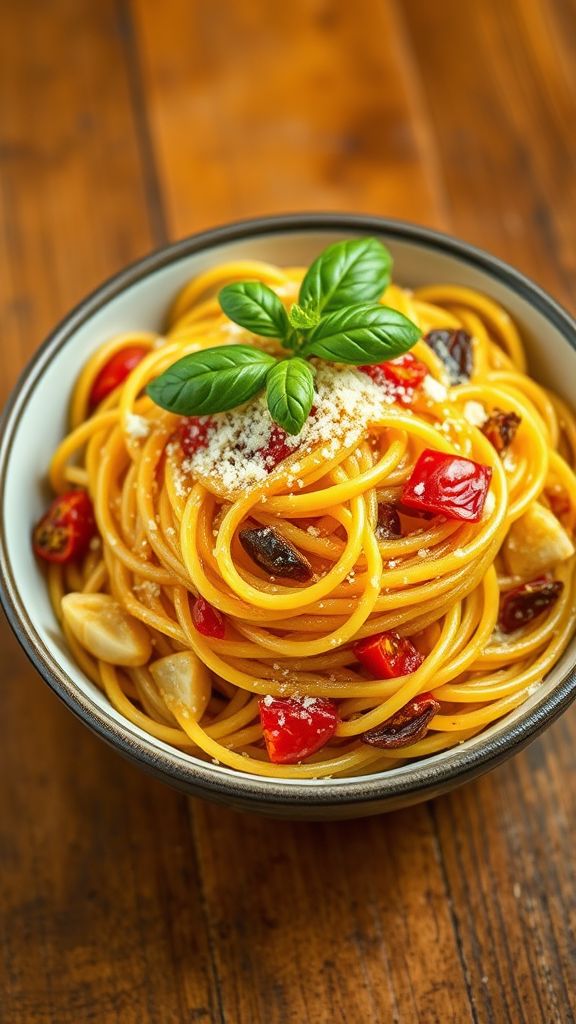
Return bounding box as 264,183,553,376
130,0,446,233
400,0,576,1020
430,726,576,1024
2,0,576,1020
400,0,576,309
0,3,217,1021
131,2,480,1021
192,800,474,1024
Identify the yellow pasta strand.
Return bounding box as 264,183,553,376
39,258,576,779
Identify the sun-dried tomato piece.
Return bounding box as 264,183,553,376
396,501,435,521
482,408,521,455
425,328,473,384
362,693,440,749
545,486,571,522
499,579,563,633
377,502,402,539
179,416,214,457
192,596,226,638
239,526,313,581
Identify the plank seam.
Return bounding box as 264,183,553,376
428,802,480,1024
115,0,169,248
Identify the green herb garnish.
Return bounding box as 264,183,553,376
147,237,421,435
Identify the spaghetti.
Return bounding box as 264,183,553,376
37,255,576,778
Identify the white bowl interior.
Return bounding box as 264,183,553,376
3,226,576,787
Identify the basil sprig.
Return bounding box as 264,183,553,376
266,358,315,436
301,304,420,363
299,236,392,313
219,281,295,346
147,237,421,435
147,346,276,415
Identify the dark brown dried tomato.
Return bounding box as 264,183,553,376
425,328,473,384
396,501,435,521
482,407,521,455
545,486,571,522
499,579,563,634
377,502,402,538
362,692,440,749
239,526,313,581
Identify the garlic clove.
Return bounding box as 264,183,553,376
61,592,152,667
149,651,211,721
503,502,575,578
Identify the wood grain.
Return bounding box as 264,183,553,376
1,0,575,1021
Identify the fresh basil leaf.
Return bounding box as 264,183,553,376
300,304,421,364
288,303,320,330
299,237,392,314
219,281,292,341
146,345,277,415
266,358,315,435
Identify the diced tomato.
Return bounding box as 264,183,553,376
360,354,428,405
89,346,148,407
192,597,226,639
33,490,96,564
259,696,339,764
401,448,492,522
258,426,296,470
179,417,215,458
354,630,423,678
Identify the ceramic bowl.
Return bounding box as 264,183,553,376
1,214,575,819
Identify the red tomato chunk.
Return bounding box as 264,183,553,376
33,490,96,564
258,426,296,470
360,354,428,405
259,696,339,764
401,449,492,522
179,417,215,458
354,631,423,678
192,597,226,639
89,346,148,407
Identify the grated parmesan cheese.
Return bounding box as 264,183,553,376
125,414,152,440
422,375,448,402
463,401,487,428
133,579,161,599
182,365,394,496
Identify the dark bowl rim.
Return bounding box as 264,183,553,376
1,211,576,808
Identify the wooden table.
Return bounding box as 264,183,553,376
1,1,575,1020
